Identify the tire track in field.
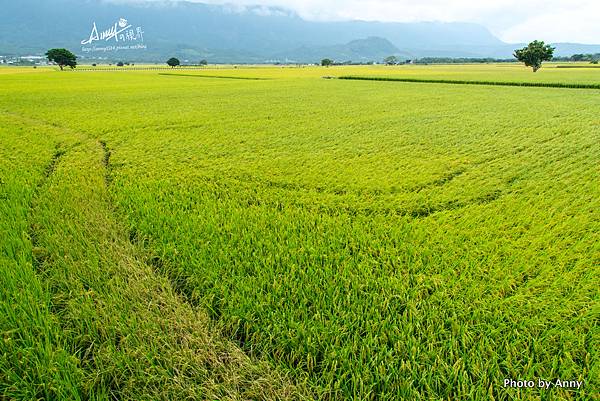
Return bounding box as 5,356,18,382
29,143,67,276
2,109,306,399
96,139,310,400
99,140,113,186
7,110,86,277
0,112,88,401
98,138,208,305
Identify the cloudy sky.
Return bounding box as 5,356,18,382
144,0,599,43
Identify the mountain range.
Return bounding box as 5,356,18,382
2,0,599,63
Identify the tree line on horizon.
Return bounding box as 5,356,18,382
43,40,598,72
319,41,556,72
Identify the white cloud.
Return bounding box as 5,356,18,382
133,0,600,43
501,1,600,43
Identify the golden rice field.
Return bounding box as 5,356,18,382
1,64,598,400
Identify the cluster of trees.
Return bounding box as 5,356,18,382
321,58,333,67
320,57,410,67
414,57,513,64
554,53,599,63
570,53,600,62
167,58,208,67
383,56,413,65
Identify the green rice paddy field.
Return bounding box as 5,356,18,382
1,64,598,400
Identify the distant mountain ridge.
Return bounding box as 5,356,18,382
1,0,599,62
276,37,412,63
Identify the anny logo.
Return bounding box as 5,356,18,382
81,17,147,53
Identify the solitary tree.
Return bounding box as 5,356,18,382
45,48,77,70
167,57,181,68
199,59,208,66
514,40,555,72
321,58,333,67
383,55,398,65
